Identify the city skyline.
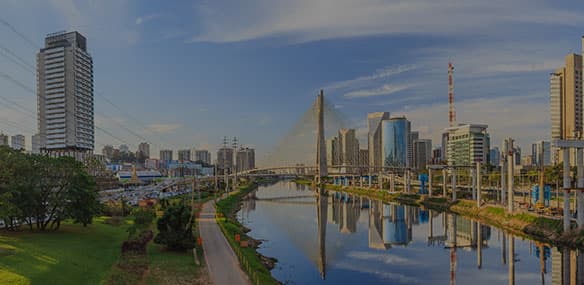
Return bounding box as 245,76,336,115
1,1,584,163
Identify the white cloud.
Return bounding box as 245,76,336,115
344,84,412,98
191,0,584,43
144,123,182,134
136,14,162,25
325,64,417,91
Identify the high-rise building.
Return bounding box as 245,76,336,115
160,149,173,162
0,133,8,146
31,133,41,154
413,139,432,170
441,132,449,162
359,149,369,166
178,149,191,162
446,124,490,166
37,31,94,158
236,147,255,172
368,112,390,168
514,146,522,166
11,134,25,151
217,147,234,175
381,117,411,167
326,137,340,165
409,131,419,168
532,140,551,167
119,144,129,153
550,53,583,139
194,150,211,164
489,147,500,166
102,145,114,159
338,128,359,166
432,147,442,164
138,142,150,158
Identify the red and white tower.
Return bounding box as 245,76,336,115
448,62,456,127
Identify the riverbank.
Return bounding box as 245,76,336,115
294,178,583,249
215,182,279,285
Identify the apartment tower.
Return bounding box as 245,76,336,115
37,31,94,159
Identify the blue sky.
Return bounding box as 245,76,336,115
1,0,583,164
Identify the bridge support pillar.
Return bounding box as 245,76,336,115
368,175,372,188
471,167,476,201
476,162,481,208
390,173,395,192
563,148,571,232
507,146,514,213
577,148,584,229
452,168,457,201
406,170,411,193
442,168,447,197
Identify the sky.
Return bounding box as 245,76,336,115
0,0,583,165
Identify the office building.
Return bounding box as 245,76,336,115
532,140,551,167
489,147,500,166
522,155,533,167
413,139,432,170
368,112,390,168
37,31,94,159
409,131,419,168
381,117,411,167
11,134,25,151
432,147,442,164
0,133,8,146
194,150,211,164
138,142,150,158
441,132,449,162
359,149,369,166
217,147,234,175
236,147,255,172
160,149,173,162
514,146,522,166
446,124,490,166
338,128,359,166
178,149,191,162
326,137,340,165
31,133,41,154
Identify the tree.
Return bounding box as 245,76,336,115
154,204,195,251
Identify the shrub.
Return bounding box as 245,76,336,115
154,204,195,251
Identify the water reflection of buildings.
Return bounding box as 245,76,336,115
367,200,422,249
314,188,584,284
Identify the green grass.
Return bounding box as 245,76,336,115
144,243,205,285
0,216,131,285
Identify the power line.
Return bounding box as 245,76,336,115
0,72,136,149
0,17,175,151
0,18,39,49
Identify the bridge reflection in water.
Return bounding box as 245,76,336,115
237,181,584,285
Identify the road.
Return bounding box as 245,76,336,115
199,200,251,285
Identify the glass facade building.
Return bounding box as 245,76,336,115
381,117,411,167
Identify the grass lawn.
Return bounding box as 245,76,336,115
0,217,131,285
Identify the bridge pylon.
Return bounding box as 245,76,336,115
316,89,328,184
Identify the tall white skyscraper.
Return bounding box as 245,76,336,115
37,31,94,158
367,112,390,168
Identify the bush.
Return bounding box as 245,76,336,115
154,204,195,251
122,230,154,255
127,208,155,237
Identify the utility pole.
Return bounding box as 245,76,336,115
232,136,238,192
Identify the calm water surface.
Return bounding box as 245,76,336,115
237,181,583,285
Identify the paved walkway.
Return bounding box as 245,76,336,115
199,200,250,285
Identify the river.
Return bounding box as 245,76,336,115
236,181,583,284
